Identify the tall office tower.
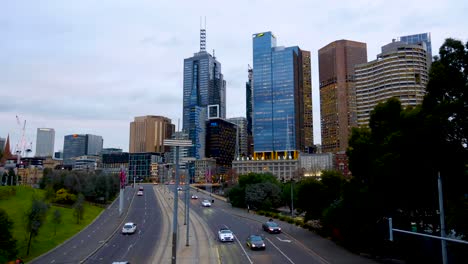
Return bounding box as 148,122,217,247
227,117,248,157
246,66,254,156
398,33,432,65
129,115,175,153
206,118,236,174
355,40,429,126
182,27,226,159
35,128,55,157
63,134,103,164
252,32,312,160
318,40,367,153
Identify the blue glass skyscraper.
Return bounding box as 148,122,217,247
183,29,226,159
252,32,312,159
398,32,432,65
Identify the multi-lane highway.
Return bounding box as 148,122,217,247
85,184,163,263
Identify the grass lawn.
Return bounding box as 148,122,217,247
0,186,104,262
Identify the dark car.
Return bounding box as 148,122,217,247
246,235,266,250
262,220,281,234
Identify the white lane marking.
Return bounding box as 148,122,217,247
277,237,291,243
265,237,295,264
235,235,253,264
143,219,146,224
50,260,55,263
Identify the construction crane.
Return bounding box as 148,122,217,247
15,115,31,185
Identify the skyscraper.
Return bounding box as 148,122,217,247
0,137,5,151
227,117,248,157
319,39,367,153
252,31,312,160
355,40,429,126
63,134,103,165
398,32,432,65
182,27,226,159
35,128,55,157
246,66,253,156
129,115,175,153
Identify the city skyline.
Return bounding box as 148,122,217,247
1,0,467,153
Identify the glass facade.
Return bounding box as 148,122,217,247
252,32,302,154
398,33,432,64
35,128,55,157
63,134,103,165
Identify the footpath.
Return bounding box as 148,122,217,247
152,185,219,264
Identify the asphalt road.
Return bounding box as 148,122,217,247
31,187,135,264
84,184,163,263
185,188,376,264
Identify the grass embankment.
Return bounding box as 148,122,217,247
0,186,104,262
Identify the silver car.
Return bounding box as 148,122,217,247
122,222,137,234
218,228,234,242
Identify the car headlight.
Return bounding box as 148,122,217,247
278,228,281,230
269,228,273,231
251,244,255,247
262,243,265,247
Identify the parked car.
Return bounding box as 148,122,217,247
218,227,234,242
246,235,266,250
201,199,212,207
122,222,137,234
262,220,281,234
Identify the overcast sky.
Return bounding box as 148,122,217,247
1,0,467,154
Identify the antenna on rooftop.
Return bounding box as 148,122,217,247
200,17,206,52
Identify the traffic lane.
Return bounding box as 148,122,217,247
190,190,327,264
86,184,162,263
32,187,135,264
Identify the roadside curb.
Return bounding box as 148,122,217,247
79,187,137,263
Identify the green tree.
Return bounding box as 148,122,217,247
296,177,325,220
73,193,85,224
25,196,49,255
227,172,280,209
245,182,282,210
0,208,18,263
52,209,62,236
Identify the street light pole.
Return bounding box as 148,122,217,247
290,179,294,217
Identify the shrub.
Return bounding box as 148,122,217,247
53,188,77,205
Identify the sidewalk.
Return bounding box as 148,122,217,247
153,186,219,264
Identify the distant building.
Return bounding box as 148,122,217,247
232,157,298,181
319,39,367,153
129,115,174,153
355,40,429,126
205,118,236,175
246,66,254,157
193,158,217,183
63,134,103,165
35,128,55,157
100,148,123,155
182,27,226,160
100,152,129,175
128,152,164,182
227,117,248,158
0,137,6,151
299,153,334,177
398,32,432,66
72,155,99,171
252,31,312,159
54,151,63,160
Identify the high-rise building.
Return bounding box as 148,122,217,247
252,31,312,160
35,128,55,157
129,115,175,153
63,134,103,165
246,66,254,156
318,39,367,153
205,118,236,174
227,117,248,158
182,27,226,159
398,32,432,65
355,40,429,126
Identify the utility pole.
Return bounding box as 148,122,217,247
438,172,448,264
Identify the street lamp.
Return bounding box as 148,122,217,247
164,139,192,264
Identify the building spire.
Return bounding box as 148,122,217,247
200,17,206,52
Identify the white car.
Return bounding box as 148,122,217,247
122,222,137,234
201,200,212,207
218,228,234,242
137,191,143,196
